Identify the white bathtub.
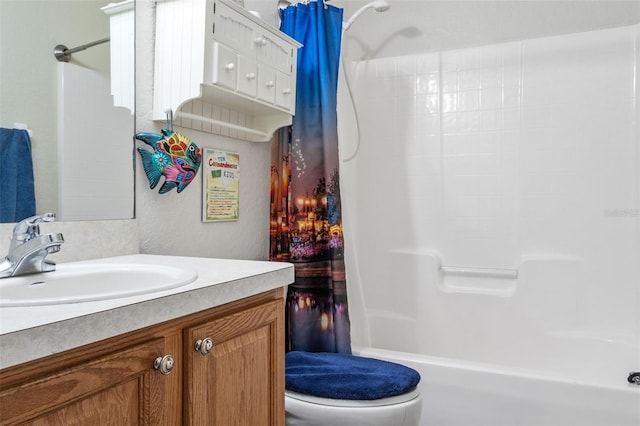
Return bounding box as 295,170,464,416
338,21,640,426
354,347,640,426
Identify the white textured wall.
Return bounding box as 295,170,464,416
135,0,271,260
0,220,138,263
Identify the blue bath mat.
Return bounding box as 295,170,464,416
285,351,421,400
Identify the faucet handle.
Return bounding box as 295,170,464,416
13,212,56,241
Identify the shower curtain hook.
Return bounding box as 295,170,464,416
164,108,174,132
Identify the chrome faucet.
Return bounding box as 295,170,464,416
0,213,64,278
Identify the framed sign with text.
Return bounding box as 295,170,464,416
202,148,240,222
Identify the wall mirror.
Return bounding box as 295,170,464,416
0,0,135,223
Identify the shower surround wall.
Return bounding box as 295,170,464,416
343,24,640,385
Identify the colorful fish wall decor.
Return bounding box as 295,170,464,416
135,129,202,194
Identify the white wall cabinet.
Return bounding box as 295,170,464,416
154,0,301,142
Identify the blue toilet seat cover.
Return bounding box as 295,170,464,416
285,351,421,400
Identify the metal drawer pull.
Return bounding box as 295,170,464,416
154,355,175,375
225,63,235,70
195,337,214,355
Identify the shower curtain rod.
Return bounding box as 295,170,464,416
54,37,110,62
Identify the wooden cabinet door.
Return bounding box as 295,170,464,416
0,337,178,426
184,299,284,426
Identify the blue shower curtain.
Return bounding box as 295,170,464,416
270,1,351,354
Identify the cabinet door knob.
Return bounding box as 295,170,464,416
246,72,256,80
265,81,275,88
154,355,175,375
194,337,214,355
225,63,235,71
254,36,267,47
282,88,292,95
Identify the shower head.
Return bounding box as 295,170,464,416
343,0,390,31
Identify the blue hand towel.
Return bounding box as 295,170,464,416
285,351,421,400
0,128,36,222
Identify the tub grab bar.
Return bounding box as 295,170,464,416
440,265,518,279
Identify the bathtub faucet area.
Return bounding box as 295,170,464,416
0,213,64,278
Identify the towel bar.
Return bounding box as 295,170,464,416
12,123,32,138
54,37,110,62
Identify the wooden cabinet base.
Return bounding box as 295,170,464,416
0,289,284,426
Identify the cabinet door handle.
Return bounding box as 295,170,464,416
245,72,256,80
265,81,275,88
154,355,175,375
282,88,292,95
254,36,267,47
194,337,214,355
225,63,235,71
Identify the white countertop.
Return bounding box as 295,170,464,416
0,254,294,369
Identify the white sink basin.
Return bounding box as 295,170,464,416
0,263,198,307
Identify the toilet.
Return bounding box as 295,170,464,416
284,351,422,426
